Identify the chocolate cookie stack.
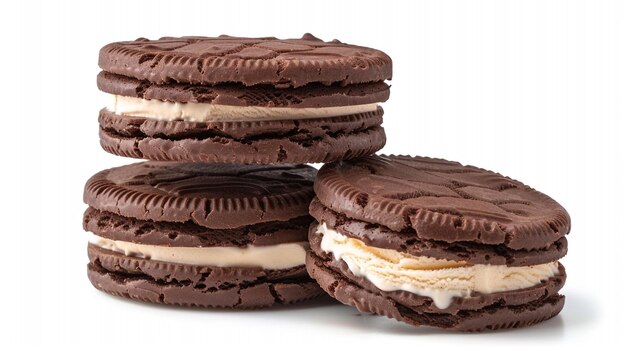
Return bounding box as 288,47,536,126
84,34,569,331
83,35,392,308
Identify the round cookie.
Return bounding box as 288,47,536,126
97,34,392,164
307,155,570,331
83,162,323,308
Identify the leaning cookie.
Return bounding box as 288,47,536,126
83,162,322,308
97,34,391,164
307,155,569,331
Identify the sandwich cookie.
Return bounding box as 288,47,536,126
307,155,569,331
83,162,322,308
97,34,391,164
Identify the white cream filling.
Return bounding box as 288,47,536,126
89,234,308,270
316,223,560,309
106,94,379,122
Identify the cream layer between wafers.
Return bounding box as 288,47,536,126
316,222,560,309
106,94,379,122
89,234,308,270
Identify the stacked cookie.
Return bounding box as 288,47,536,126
306,155,569,331
97,34,390,163
84,35,392,308
84,35,570,331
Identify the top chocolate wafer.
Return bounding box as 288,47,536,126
314,155,570,251
99,34,392,88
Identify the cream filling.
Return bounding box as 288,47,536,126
316,223,560,309
106,94,379,122
89,234,308,270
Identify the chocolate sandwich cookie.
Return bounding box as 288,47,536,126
306,155,570,331
97,34,391,164
83,162,323,308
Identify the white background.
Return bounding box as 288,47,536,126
1,0,624,349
